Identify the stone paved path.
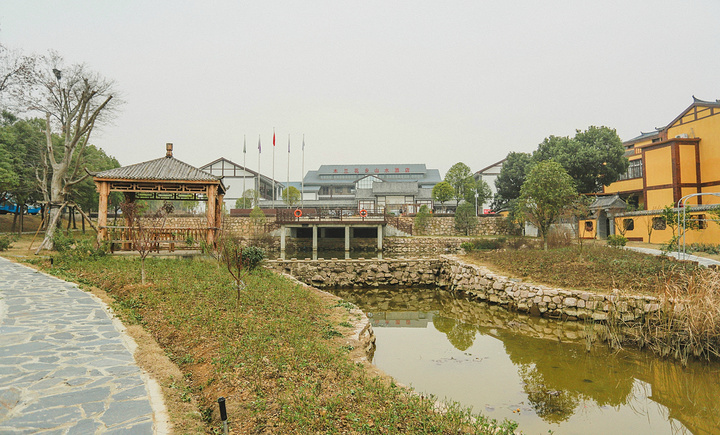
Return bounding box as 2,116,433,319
0,257,167,434
625,246,720,268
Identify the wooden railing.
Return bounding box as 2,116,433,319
104,226,211,252
275,207,387,224
387,216,413,235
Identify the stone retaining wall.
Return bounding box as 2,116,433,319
403,215,510,237
266,255,662,323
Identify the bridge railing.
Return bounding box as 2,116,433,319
276,207,387,224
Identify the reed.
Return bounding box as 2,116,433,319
591,269,720,365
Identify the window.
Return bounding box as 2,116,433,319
623,219,634,231
584,221,594,232
357,176,381,189
652,217,666,230
619,160,643,180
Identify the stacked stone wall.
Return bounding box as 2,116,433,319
402,215,510,237
266,256,662,323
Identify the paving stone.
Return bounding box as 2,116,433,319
0,258,160,434
101,400,153,427
112,384,149,401
106,419,154,434
67,419,103,434
2,406,83,430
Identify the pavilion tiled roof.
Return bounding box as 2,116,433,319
94,156,220,183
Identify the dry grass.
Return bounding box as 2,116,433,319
464,244,701,295
17,249,517,434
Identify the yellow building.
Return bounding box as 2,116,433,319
585,97,720,244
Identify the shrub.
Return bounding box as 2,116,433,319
241,246,266,270
607,234,628,248
414,205,431,234
466,238,506,251
0,234,15,251
460,241,475,252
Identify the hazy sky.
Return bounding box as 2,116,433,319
2,1,719,183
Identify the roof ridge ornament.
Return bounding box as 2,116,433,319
166,143,173,158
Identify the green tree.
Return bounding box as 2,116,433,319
414,204,432,234
281,186,301,207
236,189,259,208
534,126,627,194
444,162,473,203
454,203,477,236
68,144,120,212
0,112,45,232
432,181,454,212
463,178,492,214
494,152,533,208
235,196,253,209
517,161,577,250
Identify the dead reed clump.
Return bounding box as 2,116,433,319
637,268,720,364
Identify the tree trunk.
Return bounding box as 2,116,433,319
36,202,66,253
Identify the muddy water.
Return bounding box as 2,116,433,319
330,287,720,435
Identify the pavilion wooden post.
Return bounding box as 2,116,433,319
215,193,224,240
206,185,217,245
96,181,110,243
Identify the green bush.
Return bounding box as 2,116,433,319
0,234,15,251
607,235,628,248
460,241,475,252
52,232,108,260
241,246,266,270
473,238,505,250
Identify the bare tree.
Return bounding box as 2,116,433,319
19,52,121,252
0,42,34,101
120,201,174,284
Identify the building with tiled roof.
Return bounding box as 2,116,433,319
301,164,441,213
581,97,720,243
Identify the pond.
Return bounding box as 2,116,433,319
329,287,720,435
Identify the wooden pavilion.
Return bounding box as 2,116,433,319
93,143,226,249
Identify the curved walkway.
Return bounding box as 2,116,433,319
625,246,720,268
0,257,168,434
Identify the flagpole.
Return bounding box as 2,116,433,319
242,135,246,207
301,134,305,209
257,135,261,208
272,128,276,209
287,133,290,206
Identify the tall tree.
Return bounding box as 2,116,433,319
463,178,492,214
444,162,474,203
18,53,121,251
517,160,577,250
0,42,34,101
534,126,627,194
0,112,45,232
281,186,301,207
432,181,454,212
494,152,533,208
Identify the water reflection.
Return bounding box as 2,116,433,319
331,287,720,434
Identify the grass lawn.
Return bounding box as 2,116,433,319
462,242,702,295
5,237,517,435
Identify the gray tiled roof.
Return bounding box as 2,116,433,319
372,181,419,195
94,156,220,182
304,164,442,185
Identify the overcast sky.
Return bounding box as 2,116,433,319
2,1,719,183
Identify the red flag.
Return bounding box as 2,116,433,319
273,130,276,147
